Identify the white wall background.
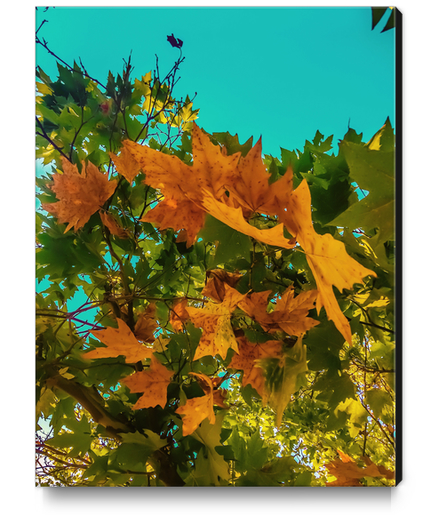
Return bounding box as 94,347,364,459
4,1,427,513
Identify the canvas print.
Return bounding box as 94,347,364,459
35,6,400,486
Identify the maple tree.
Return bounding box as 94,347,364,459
35,12,398,487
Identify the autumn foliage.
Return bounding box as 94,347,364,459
36,34,397,487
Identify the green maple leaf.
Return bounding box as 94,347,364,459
259,338,309,427
241,456,299,486
192,413,230,485
331,119,395,243
314,371,356,409
47,415,93,457
108,430,165,474
198,214,251,266
211,131,253,157
185,449,214,486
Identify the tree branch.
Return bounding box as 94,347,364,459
36,37,106,90
44,369,185,486
36,116,71,161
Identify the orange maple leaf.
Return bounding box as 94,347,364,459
278,174,376,343
237,290,273,322
229,336,283,396
134,303,158,342
121,354,174,409
238,286,319,337
193,373,229,408
109,146,141,184
186,285,245,360
84,318,154,362
99,210,129,239
175,373,216,436
225,136,293,217
201,269,243,303
121,123,240,246
142,197,207,248
43,157,117,232
169,298,190,332
325,450,394,486
123,123,240,201
265,286,319,336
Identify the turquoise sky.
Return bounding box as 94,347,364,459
35,5,396,306
36,6,396,158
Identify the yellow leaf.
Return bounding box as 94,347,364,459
36,82,53,96
120,124,295,249
123,123,239,201
200,190,296,251
36,387,57,420
153,336,170,353
280,176,376,343
120,124,240,245
334,398,368,437
58,367,75,380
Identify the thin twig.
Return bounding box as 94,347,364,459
36,37,106,90
36,116,71,161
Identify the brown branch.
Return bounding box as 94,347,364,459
362,338,369,455
37,450,89,470
348,299,395,335
351,358,395,375
103,227,135,332
359,320,395,334
360,399,395,449
68,106,96,161
38,442,91,465
36,311,104,331
44,370,184,486
46,374,132,433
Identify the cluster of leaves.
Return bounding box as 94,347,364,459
36,32,396,487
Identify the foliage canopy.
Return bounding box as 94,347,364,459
36,20,397,487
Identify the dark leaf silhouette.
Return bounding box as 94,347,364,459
371,7,395,33
167,33,183,48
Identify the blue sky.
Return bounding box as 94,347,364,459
36,6,395,158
